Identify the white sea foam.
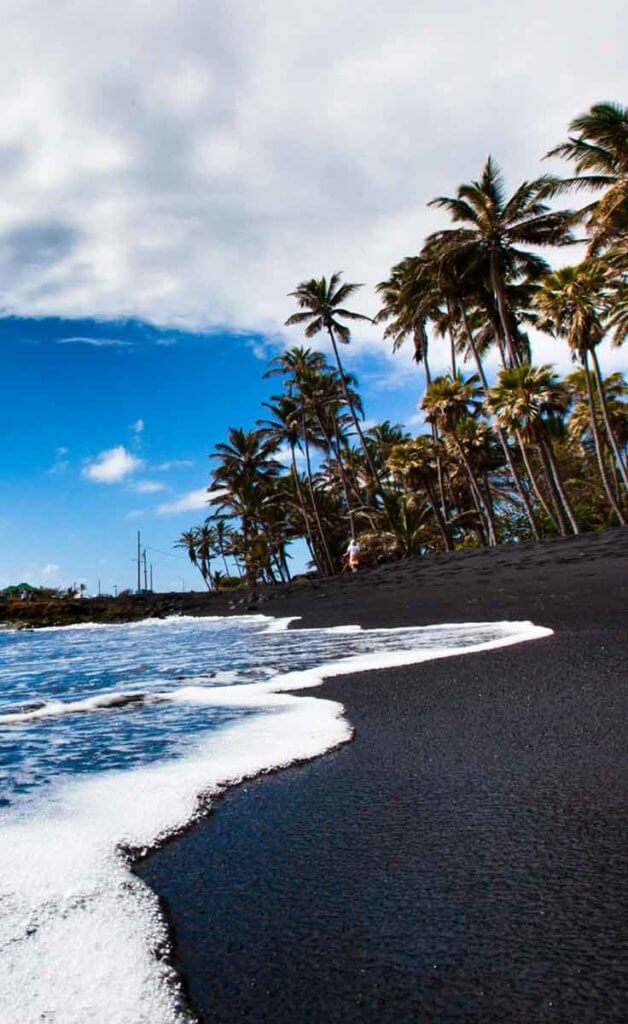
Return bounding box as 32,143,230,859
0,617,552,1024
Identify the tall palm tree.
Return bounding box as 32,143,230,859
210,428,283,585
206,516,234,576
375,257,436,380
265,348,338,573
545,101,628,254
285,274,388,504
421,374,498,544
428,157,574,367
487,365,580,535
535,262,628,502
387,436,453,550
259,392,323,572
194,524,216,590
175,528,207,588
567,370,628,451
375,255,456,523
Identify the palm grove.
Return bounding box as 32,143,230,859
177,102,627,588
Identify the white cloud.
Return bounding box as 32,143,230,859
47,446,70,475
132,418,144,434
276,443,306,469
131,479,165,494
83,445,143,484
124,509,144,519
156,486,225,516
0,0,623,382
153,459,194,471
57,337,131,347
41,562,60,576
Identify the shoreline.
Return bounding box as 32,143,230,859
136,527,628,1023
3,526,626,631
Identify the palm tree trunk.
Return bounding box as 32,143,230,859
541,437,580,534
422,347,450,530
290,445,323,573
316,413,355,535
241,514,254,586
516,432,556,523
424,478,454,550
445,297,457,376
326,327,391,516
490,258,519,367
458,302,542,540
452,434,497,545
481,471,499,542
535,441,569,535
582,353,626,523
590,348,628,490
301,409,335,575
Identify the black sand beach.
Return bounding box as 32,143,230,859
137,529,628,1023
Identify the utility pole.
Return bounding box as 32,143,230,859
136,531,141,593
143,549,148,592
114,584,118,598
98,578,101,597
150,563,154,592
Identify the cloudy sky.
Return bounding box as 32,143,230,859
0,0,626,590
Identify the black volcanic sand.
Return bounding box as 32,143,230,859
136,529,628,1023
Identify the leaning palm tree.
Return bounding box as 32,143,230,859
535,262,628,503
545,101,628,254
428,157,574,367
566,369,628,498
285,274,387,503
487,365,580,535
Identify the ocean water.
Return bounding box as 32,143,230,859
0,613,551,1023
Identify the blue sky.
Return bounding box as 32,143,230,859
0,317,426,591
0,1,625,590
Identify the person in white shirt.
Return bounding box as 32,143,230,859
347,537,360,572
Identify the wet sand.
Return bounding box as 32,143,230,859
137,528,628,1023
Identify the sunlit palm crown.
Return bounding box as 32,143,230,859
487,365,570,437
285,273,372,342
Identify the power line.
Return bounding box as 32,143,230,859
145,545,188,561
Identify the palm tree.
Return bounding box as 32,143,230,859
545,101,628,254
566,369,628,507
194,524,217,590
535,262,628,504
428,157,574,367
487,365,580,535
175,528,207,587
285,274,388,504
567,370,628,450
433,261,542,539
375,257,437,380
210,428,283,585
387,436,453,549
265,348,337,573
259,392,324,571
421,374,498,544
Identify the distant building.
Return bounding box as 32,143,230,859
1,583,38,600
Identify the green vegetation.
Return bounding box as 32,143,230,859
177,102,627,583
